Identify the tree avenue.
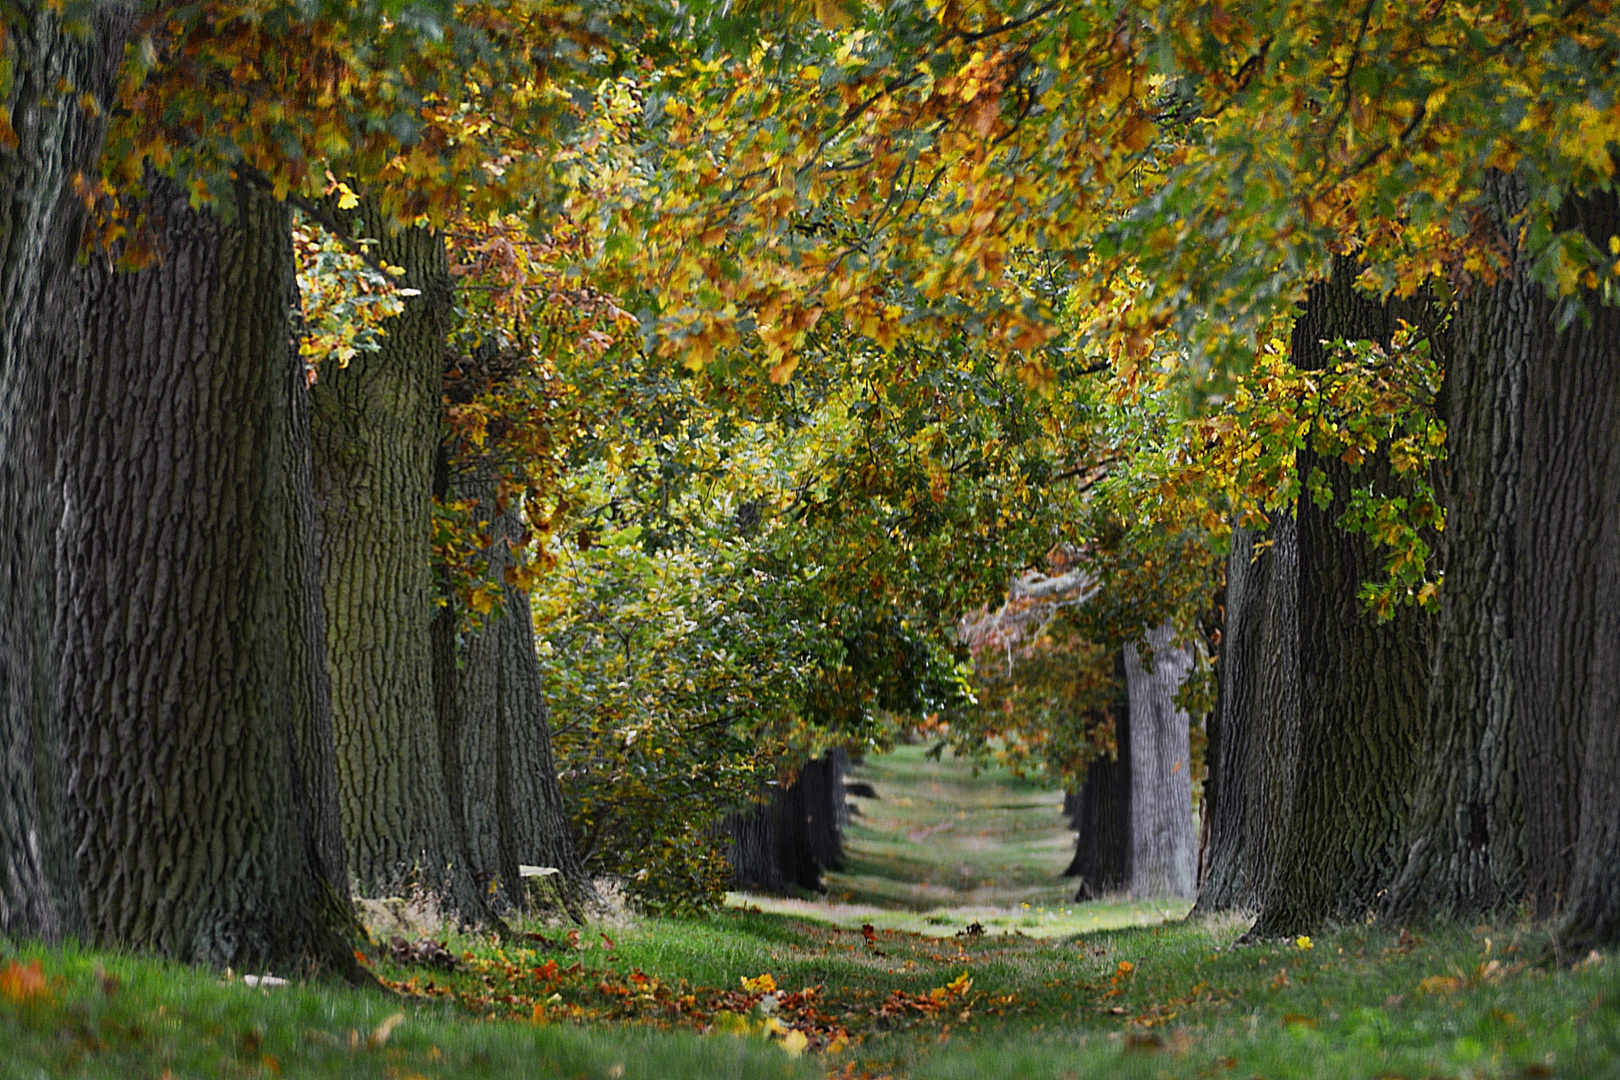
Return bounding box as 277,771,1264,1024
0,0,1617,991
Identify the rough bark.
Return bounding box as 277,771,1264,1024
310,210,488,916
1193,525,1265,913
1393,185,1620,934
1388,172,1533,921
1238,513,1304,918
1125,623,1197,899
449,473,591,913
53,176,356,973
1254,261,1429,936
0,2,127,943
1513,198,1620,918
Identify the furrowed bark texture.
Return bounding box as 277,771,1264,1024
310,212,486,915
451,475,590,912
1193,525,1263,914
1255,260,1428,936
1524,190,1620,937
1244,513,1303,918
282,333,348,895
54,178,353,972
1388,173,1532,921
1125,623,1196,899
1513,198,1620,918
1550,291,1620,949
0,1,126,943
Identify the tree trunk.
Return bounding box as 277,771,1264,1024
448,472,591,913
1193,525,1265,913
1524,190,1620,942
1387,173,1532,921
309,211,487,916
1230,513,1304,919
1513,225,1620,919
53,176,356,973
1394,184,1620,938
1068,664,1131,901
0,1,127,943
724,755,846,894
1253,261,1429,936
1125,623,1197,899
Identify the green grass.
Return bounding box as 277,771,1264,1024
0,941,813,1079
10,747,1618,1078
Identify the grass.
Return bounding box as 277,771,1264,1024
6,746,1617,1078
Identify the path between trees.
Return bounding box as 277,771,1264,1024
730,744,1191,938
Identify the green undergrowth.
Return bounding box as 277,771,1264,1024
0,940,811,1080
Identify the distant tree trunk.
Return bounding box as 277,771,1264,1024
282,326,349,895
1068,665,1131,900
1194,514,1304,920
0,2,127,942
1125,623,1196,899
53,176,357,973
725,754,846,894
1253,261,1429,936
1387,173,1532,921
447,469,591,914
800,751,848,874
310,211,488,918
724,805,786,893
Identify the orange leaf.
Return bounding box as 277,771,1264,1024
0,959,47,1003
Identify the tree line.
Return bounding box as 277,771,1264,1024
3,0,1618,978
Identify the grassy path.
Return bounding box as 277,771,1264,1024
733,744,1189,938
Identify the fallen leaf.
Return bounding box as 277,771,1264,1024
1417,975,1463,995
0,960,47,1003
367,1011,406,1048
781,1029,808,1056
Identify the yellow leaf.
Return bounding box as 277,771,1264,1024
780,1029,808,1056
740,973,777,994
1417,975,1463,995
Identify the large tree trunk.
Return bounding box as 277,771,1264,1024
1512,216,1620,919
448,472,591,913
1252,262,1429,936
1194,514,1304,919
52,176,356,973
310,212,488,917
1528,191,1620,945
1393,184,1620,940
1125,623,1196,899
0,1,126,943
1387,174,1533,921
